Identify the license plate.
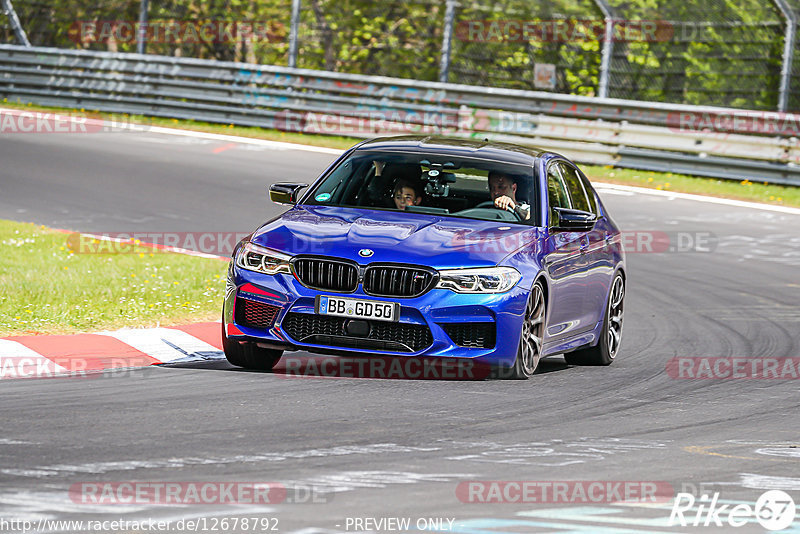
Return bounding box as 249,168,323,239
316,296,399,322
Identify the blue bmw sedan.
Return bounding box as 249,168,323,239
222,136,626,379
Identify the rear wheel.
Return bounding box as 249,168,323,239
502,281,546,380
565,272,624,366
221,322,283,370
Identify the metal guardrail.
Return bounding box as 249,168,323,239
0,44,798,185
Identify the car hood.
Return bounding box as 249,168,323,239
251,205,541,268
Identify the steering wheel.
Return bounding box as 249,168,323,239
474,200,523,220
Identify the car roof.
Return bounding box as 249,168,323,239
354,135,549,166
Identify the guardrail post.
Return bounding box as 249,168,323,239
0,0,30,47
438,0,457,83
136,0,148,54
592,0,614,99
288,0,301,68
773,0,796,112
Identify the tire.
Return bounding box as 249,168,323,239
221,322,283,370
565,272,625,366
500,280,546,380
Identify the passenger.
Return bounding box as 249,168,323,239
488,171,530,220
392,179,423,210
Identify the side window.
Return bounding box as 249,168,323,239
546,164,570,226
577,169,598,215
557,162,591,213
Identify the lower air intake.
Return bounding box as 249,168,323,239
282,313,433,352
440,322,496,349
235,297,281,329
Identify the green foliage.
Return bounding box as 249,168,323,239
450,0,602,93
606,0,786,109
12,0,291,63
7,0,797,110
296,0,444,80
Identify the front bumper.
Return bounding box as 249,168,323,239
223,264,529,368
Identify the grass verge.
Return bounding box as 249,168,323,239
0,220,228,337
3,99,799,207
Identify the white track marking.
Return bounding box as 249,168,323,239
595,182,800,215
0,444,442,478
755,448,800,459
737,473,800,491
0,108,343,155
594,188,635,196
97,327,222,363
0,340,68,379
279,470,471,494
442,438,667,467
121,125,343,155
0,490,151,516
517,506,679,530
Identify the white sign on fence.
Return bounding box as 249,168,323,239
534,63,556,90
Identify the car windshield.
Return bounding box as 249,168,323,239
303,150,538,224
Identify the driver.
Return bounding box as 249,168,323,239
488,171,530,220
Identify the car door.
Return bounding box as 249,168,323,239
542,161,589,342
557,161,613,328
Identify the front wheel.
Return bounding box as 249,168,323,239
565,272,625,366
502,280,546,379
222,322,283,370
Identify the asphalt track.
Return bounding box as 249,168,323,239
1,128,799,533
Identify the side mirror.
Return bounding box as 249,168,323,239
552,207,597,232
269,183,309,205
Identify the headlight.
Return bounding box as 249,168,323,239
436,267,521,294
235,242,292,275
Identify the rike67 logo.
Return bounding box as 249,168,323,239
670,490,796,530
